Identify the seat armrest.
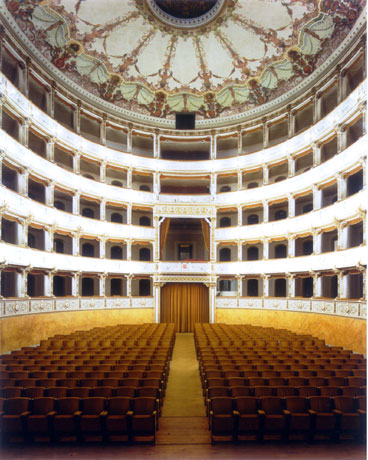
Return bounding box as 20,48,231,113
21,411,31,417
74,411,82,417
100,411,108,417
258,410,265,416
333,409,342,415
126,410,133,416
48,411,57,417
233,410,239,416
308,410,316,415
283,410,291,415
357,409,366,415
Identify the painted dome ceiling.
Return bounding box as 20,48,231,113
2,0,365,125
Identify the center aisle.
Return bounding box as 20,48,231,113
156,332,210,445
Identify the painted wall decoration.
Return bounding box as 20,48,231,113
4,0,365,120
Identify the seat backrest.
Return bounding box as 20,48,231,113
356,395,366,410
309,396,332,413
259,396,283,414
231,386,251,397
133,397,156,414
23,387,45,398
285,396,308,413
320,386,340,397
116,387,136,398
210,397,233,414
333,396,355,413
5,397,30,414
235,396,257,414
136,387,159,398
108,397,131,415
208,386,228,399
56,397,81,414
93,387,114,398
31,397,55,415
1,386,22,398
69,387,91,398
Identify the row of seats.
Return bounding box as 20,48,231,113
209,395,366,444
194,323,366,444
0,396,157,443
1,323,176,443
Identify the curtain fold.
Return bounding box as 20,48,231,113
200,218,210,255
160,218,170,259
160,283,209,332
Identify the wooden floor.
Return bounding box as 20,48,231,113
1,333,366,459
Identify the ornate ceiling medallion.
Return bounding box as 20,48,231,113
147,0,225,29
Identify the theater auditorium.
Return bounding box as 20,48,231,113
0,1,366,459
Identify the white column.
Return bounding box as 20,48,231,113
100,161,106,183
288,235,295,258
127,239,132,261
263,119,269,149
209,282,216,323
237,129,242,155
127,168,132,189
237,241,242,261
73,151,81,174
100,236,106,259
72,272,80,296
262,274,270,297
45,270,53,297
339,223,349,250
312,142,321,167
288,194,295,218
20,118,31,147
20,268,29,298
337,174,347,201
288,108,295,138
154,281,161,323
74,101,81,134
337,270,346,299
313,230,322,255
336,125,346,153
72,232,80,256
99,274,106,297
154,131,160,158
100,115,107,145
210,173,217,197
313,185,322,210
263,200,269,222
288,156,295,178
288,274,295,298
127,274,132,297
238,206,242,226
263,238,269,260
46,137,55,162
154,172,160,198
100,199,106,221
46,226,54,252
127,126,132,153
50,82,56,118
237,171,242,190
46,181,54,206
210,133,216,160
263,164,269,185
72,192,80,215
127,204,132,225
314,273,322,298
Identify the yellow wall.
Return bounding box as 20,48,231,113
0,309,154,354
216,309,367,354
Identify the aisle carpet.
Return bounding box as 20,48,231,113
161,333,205,417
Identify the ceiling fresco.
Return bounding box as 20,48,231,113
4,0,365,121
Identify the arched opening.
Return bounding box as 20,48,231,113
247,246,259,261
139,247,151,261
53,276,65,297
302,277,313,298
82,207,95,219
111,212,123,223
139,184,150,192
139,279,151,296
220,185,231,193
274,209,287,220
275,278,286,297
82,243,95,258
247,182,258,189
302,240,313,255
111,180,123,187
219,248,231,262
275,244,287,259
219,217,231,227
111,246,123,260
54,238,64,254
247,214,259,225
54,200,65,211
247,279,259,296
110,278,122,296
139,216,151,226
302,203,313,214
82,277,94,296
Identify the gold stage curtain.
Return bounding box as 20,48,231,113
160,283,209,332
160,218,170,259
200,219,210,254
